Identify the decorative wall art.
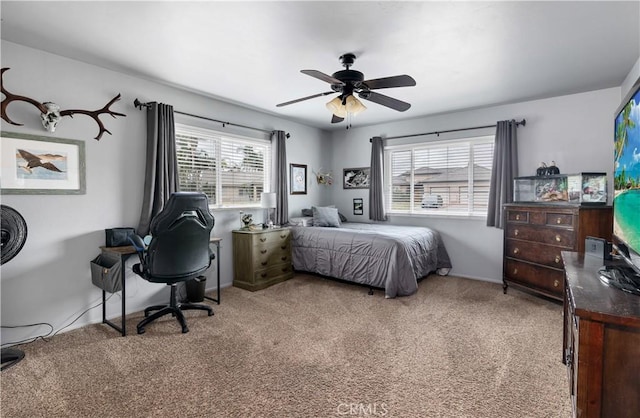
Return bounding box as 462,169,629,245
353,198,364,215
290,163,307,195
1,68,125,140
313,168,333,185
343,167,370,189
1,131,86,195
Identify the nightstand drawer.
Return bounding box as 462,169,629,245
254,263,293,282
254,250,290,269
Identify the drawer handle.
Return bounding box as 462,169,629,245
556,217,562,224
513,268,518,275
281,256,287,261
555,255,561,264
281,245,287,250
555,234,561,242
260,273,267,278
261,261,267,266
280,234,287,239
513,247,520,255
260,238,267,242
282,267,289,272
260,249,267,254
515,214,521,220
514,229,519,236
554,279,560,288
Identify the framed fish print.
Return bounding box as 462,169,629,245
1,131,86,195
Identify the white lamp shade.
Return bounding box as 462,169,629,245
261,192,277,208
326,96,347,118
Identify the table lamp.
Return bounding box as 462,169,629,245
260,192,277,228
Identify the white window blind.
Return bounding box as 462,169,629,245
175,124,271,207
385,136,494,217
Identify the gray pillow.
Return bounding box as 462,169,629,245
303,207,347,222
312,206,341,227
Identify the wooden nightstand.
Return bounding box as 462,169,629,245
232,227,293,291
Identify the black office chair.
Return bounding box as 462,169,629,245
130,192,215,334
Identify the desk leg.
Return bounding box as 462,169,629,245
204,242,221,305
102,254,128,336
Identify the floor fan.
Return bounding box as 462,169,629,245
1,205,28,371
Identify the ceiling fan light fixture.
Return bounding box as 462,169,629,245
345,95,366,115
326,96,347,118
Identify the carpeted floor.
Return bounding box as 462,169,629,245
0,274,571,417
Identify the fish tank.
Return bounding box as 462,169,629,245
513,173,607,205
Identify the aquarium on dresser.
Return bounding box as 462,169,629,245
513,173,607,205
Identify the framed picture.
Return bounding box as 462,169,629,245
290,163,307,195
343,167,370,189
1,131,86,195
353,198,364,215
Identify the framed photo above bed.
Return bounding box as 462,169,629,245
353,198,363,215
343,167,370,189
290,163,307,195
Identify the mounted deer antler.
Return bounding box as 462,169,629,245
1,67,126,140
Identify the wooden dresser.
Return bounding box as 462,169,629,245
562,251,640,418
232,227,293,291
503,204,612,300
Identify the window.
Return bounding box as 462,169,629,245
175,124,272,208
385,136,494,217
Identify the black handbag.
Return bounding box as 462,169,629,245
105,227,136,247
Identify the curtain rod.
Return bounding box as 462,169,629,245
133,98,289,137
370,119,526,142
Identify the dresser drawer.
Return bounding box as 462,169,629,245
505,239,564,268
505,224,575,248
251,229,290,247
254,249,290,270
504,259,564,295
254,263,293,282
507,210,530,223
545,212,574,227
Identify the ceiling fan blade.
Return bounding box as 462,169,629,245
276,91,334,107
301,70,345,86
331,114,344,124
358,91,411,112
362,75,416,90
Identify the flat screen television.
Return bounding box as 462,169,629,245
604,79,640,295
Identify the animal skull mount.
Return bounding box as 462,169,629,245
1,68,126,140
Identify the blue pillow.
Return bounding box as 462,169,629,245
312,206,341,227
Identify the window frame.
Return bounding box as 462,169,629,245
384,135,494,218
175,123,272,209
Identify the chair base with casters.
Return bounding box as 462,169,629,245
133,265,214,334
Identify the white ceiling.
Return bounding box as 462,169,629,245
1,1,639,130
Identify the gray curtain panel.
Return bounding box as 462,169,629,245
273,130,289,226
137,102,178,236
487,120,519,229
369,136,387,221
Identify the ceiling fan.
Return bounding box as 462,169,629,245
276,53,416,125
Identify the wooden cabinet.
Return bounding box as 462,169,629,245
503,204,612,300
232,227,293,291
562,251,640,418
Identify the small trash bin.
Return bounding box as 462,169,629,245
186,275,206,302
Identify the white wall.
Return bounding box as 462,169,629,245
329,87,621,282
0,41,330,343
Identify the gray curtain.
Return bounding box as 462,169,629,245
137,102,178,236
487,120,519,229
273,130,288,226
369,136,387,221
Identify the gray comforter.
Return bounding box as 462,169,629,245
290,223,452,298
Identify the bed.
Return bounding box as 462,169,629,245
289,222,452,298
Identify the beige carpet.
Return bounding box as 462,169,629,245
1,274,570,417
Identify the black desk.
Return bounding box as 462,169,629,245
99,237,222,336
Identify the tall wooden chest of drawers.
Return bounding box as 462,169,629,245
232,227,293,291
503,204,612,300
